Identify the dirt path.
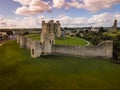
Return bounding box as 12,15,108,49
0,40,7,46
0,41,4,46
81,39,90,46
0,43,4,46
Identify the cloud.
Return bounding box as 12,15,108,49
13,0,32,5
52,0,120,12
40,13,119,27
115,13,120,21
67,0,120,12
0,18,7,27
88,13,114,24
0,16,37,28
53,0,66,8
14,0,120,15
17,17,37,27
0,12,120,28
14,0,51,15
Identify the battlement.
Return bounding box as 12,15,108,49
49,20,54,24
56,21,60,24
42,21,45,24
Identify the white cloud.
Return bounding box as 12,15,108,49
67,0,120,12
17,17,37,28
0,16,37,28
53,0,66,8
13,0,32,5
38,16,48,23
115,13,120,21
0,13,120,28
88,13,114,24
52,0,120,12
0,18,7,27
14,0,51,15
14,0,120,15
50,13,119,27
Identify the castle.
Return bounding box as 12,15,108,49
17,20,113,58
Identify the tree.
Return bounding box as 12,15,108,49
113,35,120,60
99,27,105,33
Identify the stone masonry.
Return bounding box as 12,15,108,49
30,20,61,58
17,20,113,58
112,20,117,31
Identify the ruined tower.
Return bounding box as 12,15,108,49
112,20,117,31
30,20,61,58
41,20,62,44
41,20,55,55
54,21,61,38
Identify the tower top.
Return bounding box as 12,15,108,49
42,21,45,24
56,21,60,24
49,20,54,24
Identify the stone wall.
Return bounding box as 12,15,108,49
26,38,33,49
17,35,53,58
31,41,43,58
17,35,113,58
16,34,20,43
17,35,31,49
52,41,113,58
19,35,27,48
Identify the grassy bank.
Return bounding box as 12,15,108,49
0,41,120,90
26,34,88,46
55,36,88,45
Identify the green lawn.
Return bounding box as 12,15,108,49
0,41,120,90
26,34,40,40
55,36,88,45
26,34,88,46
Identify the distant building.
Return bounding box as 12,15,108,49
0,32,7,36
90,27,99,32
69,32,76,37
0,32,8,40
112,20,117,31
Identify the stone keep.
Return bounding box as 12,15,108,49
41,20,55,40
41,20,61,38
30,20,61,58
41,33,55,55
40,20,58,55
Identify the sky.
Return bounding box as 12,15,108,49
0,0,120,28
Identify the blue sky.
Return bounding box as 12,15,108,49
0,0,120,28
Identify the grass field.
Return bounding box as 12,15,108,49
55,37,88,45
26,34,88,46
26,34,40,40
0,41,120,90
